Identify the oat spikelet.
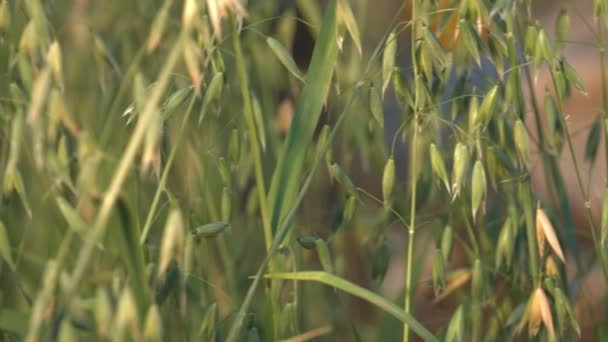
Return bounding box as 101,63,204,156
206,0,247,39
536,208,565,262
434,269,472,303
158,209,185,278
183,0,198,29
113,287,140,340
535,287,556,340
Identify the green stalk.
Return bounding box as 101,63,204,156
522,53,559,205
598,19,608,182
225,87,361,341
403,120,418,342
519,183,539,280
519,62,553,280
404,1,419,341
63,31,187,306
515,12,581,272
139,93,197,244
596,10,608,297
266,0,340,237
226,1,409,339
461,206,480,256
231,17,272,253
549,67,608,283
99,45,147,149
231,15,279,339
25,231,75,342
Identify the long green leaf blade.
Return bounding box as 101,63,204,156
264,271,438,341
267,0,340,234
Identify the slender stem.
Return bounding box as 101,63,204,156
550,73,593,228
63,31,187,307
598,20,608,183
403,121,418,342
404,1,419,340
549,67,608,282
357,187,410,229
231,15,278,339
99,46,147,149
227,1,410,338
225,87,362,342
596,14,608,289
25,231,75,342
520,183,539,279
461,205,480,256
231,17,273,253
516,9,582,272
515,14,564,229
139,93,197,244
523,58,559,205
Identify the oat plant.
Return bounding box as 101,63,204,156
1,0,607,341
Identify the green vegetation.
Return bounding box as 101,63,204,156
1,0,608,340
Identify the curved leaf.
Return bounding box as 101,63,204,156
263,271,438,341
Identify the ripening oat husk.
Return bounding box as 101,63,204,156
382,158,395,206
527,287,556,340
434,269,472,303
545,256,560,278
206,0,247,38
183,38,203,94
58,320,77,342
95,288,112,338
147,2,170,52
46,41,64,89
525,288,542,337
158,209,185,278
113,287,140,340
536,208,565,262
430,143,450,194
451,142,469,200
27,68,52,124
182,0,198,29
143,305,163,341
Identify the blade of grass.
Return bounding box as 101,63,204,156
279,325,333,342
226,2,409,340
232,15,280,339
267,0,339,236
232,17,273,252
256,2,339,336
114,197,150,315
99,45,147,149
405,1,419,341
224,82,361,342
25,231,75,342
263,272,438,342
